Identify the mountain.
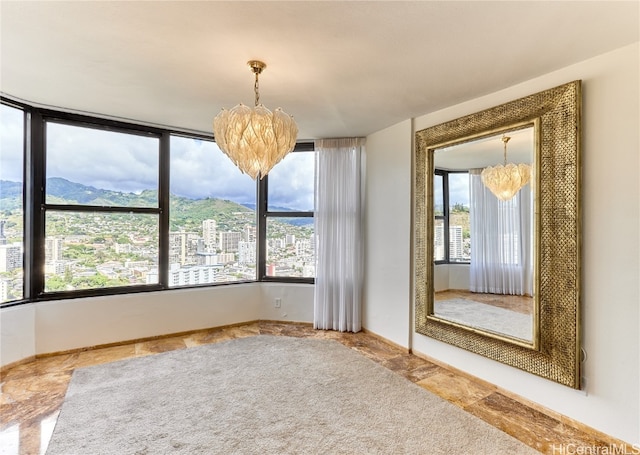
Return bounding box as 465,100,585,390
46,177,159,206
241,202,313,226
0,181,22,210
0,178,310,230
0,180,22,198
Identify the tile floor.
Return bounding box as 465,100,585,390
0,321,625,454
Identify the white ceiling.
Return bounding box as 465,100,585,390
435,126,534,170
1,1,638,140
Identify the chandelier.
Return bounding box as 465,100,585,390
213,60,298,180
480,135,531,201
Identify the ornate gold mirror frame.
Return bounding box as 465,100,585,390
414,81,582,388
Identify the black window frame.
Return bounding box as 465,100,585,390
0,96,314,308
434,168,470,265
434,169,448,264
258,143,315,284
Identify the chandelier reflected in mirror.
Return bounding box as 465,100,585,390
481,135,531,201
213,60,298,180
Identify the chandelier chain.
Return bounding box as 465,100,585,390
254,72,260,106
502,135,510,165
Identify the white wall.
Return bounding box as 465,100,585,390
0,304,35,366
1,283,314,366
434,264,470,292
366,42,640,444
363,119,413,348
259,282,314,322
448,264,470,290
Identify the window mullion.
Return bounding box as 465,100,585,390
24,110,46,299
158,132,170,288
257,177,267,281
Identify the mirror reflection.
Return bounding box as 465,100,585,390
431,126,535,343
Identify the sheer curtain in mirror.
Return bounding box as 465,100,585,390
469,170,533,296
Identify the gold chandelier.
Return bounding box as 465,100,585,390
213,60,298,180
480,135,531,201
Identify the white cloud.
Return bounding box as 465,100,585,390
0,104,24,182
267,151,315,211
2,111,314,210
47,122,159,193
170,136,256,203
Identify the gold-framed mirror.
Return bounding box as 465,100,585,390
414,81,582,388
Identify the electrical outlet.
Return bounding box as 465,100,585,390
275,298,281,308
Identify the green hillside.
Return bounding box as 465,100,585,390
1,177,253,222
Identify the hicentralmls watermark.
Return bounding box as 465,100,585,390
550,443,640,455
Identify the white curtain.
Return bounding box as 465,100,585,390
469,170,533,296
313,138,365,332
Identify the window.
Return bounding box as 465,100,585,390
168,135,257,286
0,104,24,303
434,173,446,262
261,146,315,280
434,170,470,264
447,172,470,262
0,97,315,306
43,121,161,294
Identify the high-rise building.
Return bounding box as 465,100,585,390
434,223,445,261
295,239,311,257
244,225,256,242
219,231,241,253
449,226,463,261
46,237,64,262
169,231,199,266
148,264,218,287
238,241,256,265
202,219,217,252
217,252,235,264
0,220,7,245
0,243,21,272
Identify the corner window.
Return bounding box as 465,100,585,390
0,97,316,306
43,121,161,293
168,136,257,286
434,170,470,264
0,104,24,303
262,148,315,279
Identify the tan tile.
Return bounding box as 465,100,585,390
135,336,187,355
343,336,403,363
34,353,81,375
74,344,137,369
417,370,496,408
1,384,66,428
0,361,39,382
224,324,261,339
186,324,262,347
278,324,316,338
257,322,289,336
184,327,234,346
1,371,70,405
310,328,352,341
17,414,45,455
465,393,612,454
382,354,444,382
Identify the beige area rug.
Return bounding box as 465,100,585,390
435,298,533,341
46,336,539,454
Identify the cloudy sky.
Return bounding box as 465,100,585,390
1,104,315,211
0,104,23,183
